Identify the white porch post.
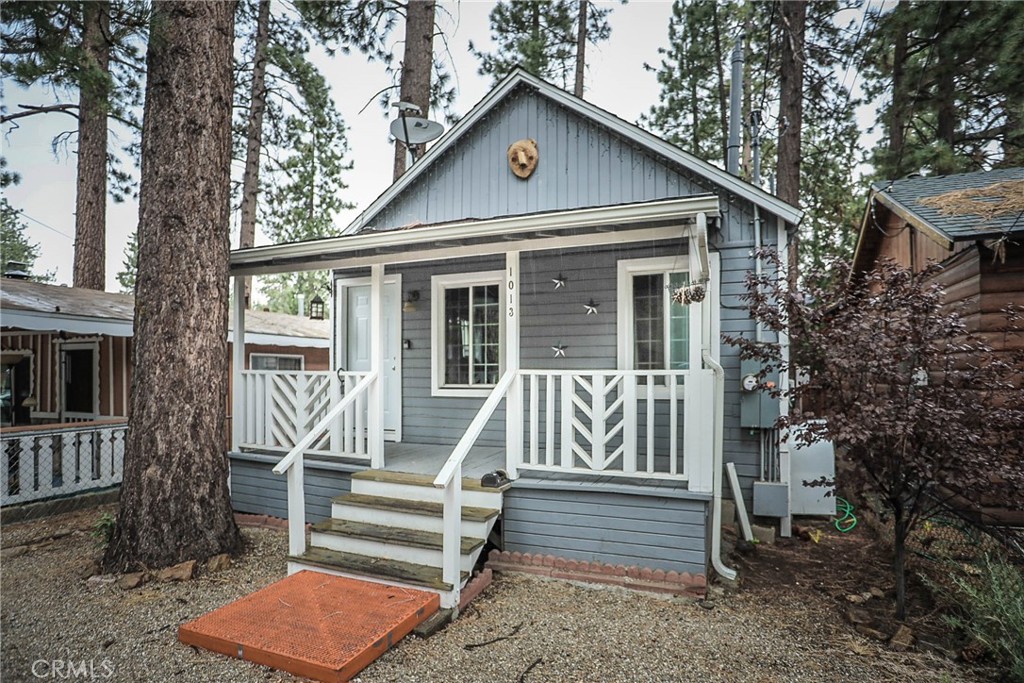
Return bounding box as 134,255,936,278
505,251,522,479
231,276,245,451
368,264,385,469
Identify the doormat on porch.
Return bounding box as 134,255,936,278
178,570,439,683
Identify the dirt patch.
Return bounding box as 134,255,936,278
731,518,984,668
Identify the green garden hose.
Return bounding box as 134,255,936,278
835,497,858,533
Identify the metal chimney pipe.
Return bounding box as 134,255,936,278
726,36,744,176
750,109,762,186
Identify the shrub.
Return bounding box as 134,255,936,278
91,512,117,548
943,555,1024,681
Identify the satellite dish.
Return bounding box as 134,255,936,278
389,115,444,145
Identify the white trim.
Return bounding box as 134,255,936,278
232,277,245,451
2,310,133,337
430,270,506,398
616,255,692,372
249,353,305,371
231,196,721,276
339,69,801,235
334,274,403,441
226,330,329,348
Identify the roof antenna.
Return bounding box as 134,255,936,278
390,102,444,166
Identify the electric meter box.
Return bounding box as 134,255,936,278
739,359,778,429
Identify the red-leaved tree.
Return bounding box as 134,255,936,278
726,251,1023,619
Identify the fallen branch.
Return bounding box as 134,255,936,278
463,622,524,650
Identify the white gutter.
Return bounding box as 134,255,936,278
704,350,737,581
227,331,330,348
0,309,133,337
231,196,721,275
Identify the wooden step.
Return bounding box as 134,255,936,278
290,547,468,592
311,519,483,555
331,493,499,523
351,469,512,493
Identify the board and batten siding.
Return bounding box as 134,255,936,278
366,85,712,231
229,453,355,520
503,481,710,576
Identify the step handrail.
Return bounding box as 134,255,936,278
431,368,516,612
272,372,377,476
273,371,376,557
432,368,517,489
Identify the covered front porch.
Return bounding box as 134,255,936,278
228,197,726,609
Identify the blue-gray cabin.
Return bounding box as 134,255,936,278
227,68,802,593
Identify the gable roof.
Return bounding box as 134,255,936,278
853,167,1024,271
343,68,802,234
0,279,329,345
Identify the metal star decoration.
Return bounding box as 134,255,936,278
552,273,567,289
583,299,599,315
552,343,567,358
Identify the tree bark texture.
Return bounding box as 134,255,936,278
573,0,588,98
238,0,271,308
73,1,110,291
777,0,806,290
392,0,435,181
711,3,728,165
104,0,241,571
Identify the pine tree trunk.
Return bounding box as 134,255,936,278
237,0,272,309
104,0,241,572
777,0,806,289
711,3,728,164
392,0,435,181
73,1,110,291
888,3,907,174
574,0,588,98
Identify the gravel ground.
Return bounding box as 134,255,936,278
1,507,988,683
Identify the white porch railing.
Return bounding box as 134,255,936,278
1,420,128,506
271,372,378,557
239,370,373,460
516,369,714,483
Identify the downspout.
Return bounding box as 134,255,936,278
704,350,736,581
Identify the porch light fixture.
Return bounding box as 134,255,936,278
403,290,420,313
309,294,325,320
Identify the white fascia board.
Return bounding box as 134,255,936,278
0,309,133,337
343,69,802,234
228,331,330,348
231,195,720,276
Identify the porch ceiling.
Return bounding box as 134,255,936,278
230,195,720,276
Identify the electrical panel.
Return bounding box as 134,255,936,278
739,358,778,429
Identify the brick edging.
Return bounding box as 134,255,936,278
234,513,291,530
486,550,707,598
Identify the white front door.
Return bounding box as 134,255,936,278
341,280,401,440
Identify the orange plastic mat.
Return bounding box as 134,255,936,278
179,570,439,683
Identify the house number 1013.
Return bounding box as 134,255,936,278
507,267,515,318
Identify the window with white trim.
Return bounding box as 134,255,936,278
618,258,691,371
250,354,304,371
432,271,505,396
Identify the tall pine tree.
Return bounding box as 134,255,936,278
470,0,614,93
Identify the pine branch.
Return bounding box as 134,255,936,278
1,103,80,123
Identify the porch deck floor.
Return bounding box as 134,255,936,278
178,570,438,683
381,442,505,479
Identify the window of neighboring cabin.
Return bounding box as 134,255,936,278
618,258,691,372
250,354,304,371
431,271,504,396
